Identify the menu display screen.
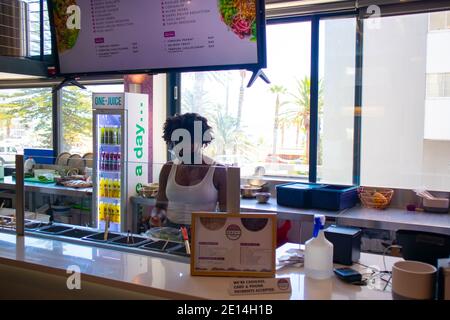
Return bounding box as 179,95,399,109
49,0,265,75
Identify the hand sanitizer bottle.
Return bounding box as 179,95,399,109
304,214,334,280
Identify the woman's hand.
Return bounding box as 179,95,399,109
150,207,166,227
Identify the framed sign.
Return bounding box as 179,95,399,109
190,212,277,278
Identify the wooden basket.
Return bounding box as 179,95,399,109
358,187,394,210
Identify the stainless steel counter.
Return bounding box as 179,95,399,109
129,196,450,235
336,206,450,235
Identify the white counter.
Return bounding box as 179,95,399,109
0,232,398,300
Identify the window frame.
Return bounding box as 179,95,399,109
0,78,124,161
168,11,362,185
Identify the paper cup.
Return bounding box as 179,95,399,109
392,260,437,300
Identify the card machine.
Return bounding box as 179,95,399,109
334,268,363,283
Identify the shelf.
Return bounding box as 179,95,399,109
99,196,121,202
99,144,121,147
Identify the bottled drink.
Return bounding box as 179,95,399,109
100,152,105,171
113,127,118,145
100,127,105,144
117,126,121,145
113,152,118,171
117,153,121,171
105,152,110,171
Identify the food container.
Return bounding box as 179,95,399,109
240,185,262,198
139,183,159,198
359,187,394,210
255,192,271,204
276,182,326,208
423,197,449,214
33,169,57,179
311,185,359,211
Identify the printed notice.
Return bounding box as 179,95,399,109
192,214,276,275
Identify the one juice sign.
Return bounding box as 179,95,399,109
93,94,124,109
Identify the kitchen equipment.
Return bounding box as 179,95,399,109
396,230,450,267
392,260,437,300
414,189,449,213
181,226,191,255
139,183,159,198
255,192,270,204
67,154,85,168
33,169,57,179
324,225,361,265
240,184,262,198
93,92,149,233
0,162,4,179
146,227,183,242
358,187,394,210
334,268,363,283
437,258,450,300
312,185,359,211
55,152,71,166
276,182,326,208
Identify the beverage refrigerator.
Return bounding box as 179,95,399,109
92,92,149,232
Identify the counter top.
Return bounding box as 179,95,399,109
131,196,450,234
0,176,92,197
240,198,341,221
337,206,450,235
0,232,397,300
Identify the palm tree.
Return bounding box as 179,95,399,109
278,77,323,163
269,85,288,156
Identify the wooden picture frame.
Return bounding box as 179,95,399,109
190,212,277,278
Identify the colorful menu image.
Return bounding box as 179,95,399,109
191,212,276,277
49,0,260,75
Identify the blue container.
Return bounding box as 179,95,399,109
276,182,327,208
311,185,359,211
24,148,55,165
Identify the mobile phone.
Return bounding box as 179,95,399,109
334,268,362,283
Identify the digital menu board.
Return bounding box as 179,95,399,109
48,0,266,76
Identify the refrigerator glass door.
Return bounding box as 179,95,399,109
96,113,122,232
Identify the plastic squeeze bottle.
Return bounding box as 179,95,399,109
304,214,334,280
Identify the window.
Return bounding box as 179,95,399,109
361,12,450,192
0,87,53,163
318,17,356,185
429,11,450,31
25,0,52,56
181,21,312,178
60,84,124,155
427,73,450,98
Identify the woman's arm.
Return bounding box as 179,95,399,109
213,164,227,212
151,162,172,226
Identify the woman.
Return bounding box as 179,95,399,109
151,113,227,228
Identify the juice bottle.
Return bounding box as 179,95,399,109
99,178,105,197
117,153,121,171
100,127,105,144
115,180,121,198
105,152,110,171
113,126,118,145
117,126,121,145
108,179,114,198
98,203,104,221
114,204,120,223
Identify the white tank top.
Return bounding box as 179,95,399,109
165,163,219,225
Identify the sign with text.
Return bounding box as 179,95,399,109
190,212,276,278
229,277,292,296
